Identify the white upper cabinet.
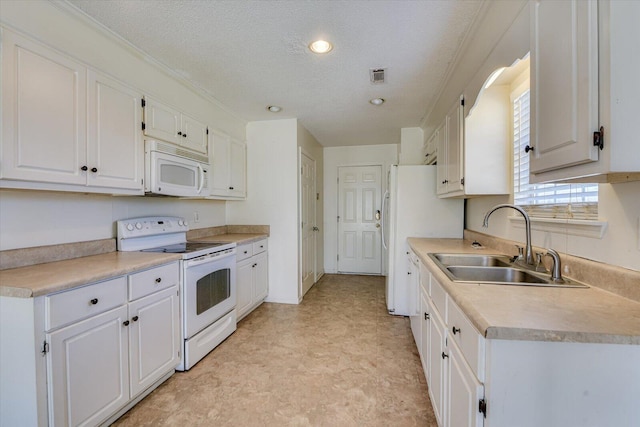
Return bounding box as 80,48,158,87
209,130,247,199
143,97,208,154
87,70,144,191
436,93,509,198
1,30,87,186
530,0,599,175
1,29,144,194
437,97,464,196
529,0,640,183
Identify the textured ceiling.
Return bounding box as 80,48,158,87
67,0,483,146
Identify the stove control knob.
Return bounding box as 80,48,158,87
178,220,184,226
126,223,134,231
135,222,143,230
183,220,188,227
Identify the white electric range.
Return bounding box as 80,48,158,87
117,216,237,370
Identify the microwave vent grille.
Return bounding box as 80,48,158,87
153,141,209,163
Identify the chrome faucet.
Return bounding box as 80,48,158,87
545,248,564,282
482,204,534,266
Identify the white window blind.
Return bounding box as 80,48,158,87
513,90,598,220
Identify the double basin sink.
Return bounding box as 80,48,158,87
428,253,588,288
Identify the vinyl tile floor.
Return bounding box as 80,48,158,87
113,274,436,426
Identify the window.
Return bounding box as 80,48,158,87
512,89,598,220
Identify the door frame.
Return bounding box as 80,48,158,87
335,163,384,275
298,147,317,301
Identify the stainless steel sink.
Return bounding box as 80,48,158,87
447,266,548,284
428,253,588,288
432,253,512,267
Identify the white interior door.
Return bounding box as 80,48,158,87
337,165,382,274
300,151,316,297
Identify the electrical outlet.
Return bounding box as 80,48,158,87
193,212,200,223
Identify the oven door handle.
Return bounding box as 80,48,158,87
184,250,235,267
197,164,205,194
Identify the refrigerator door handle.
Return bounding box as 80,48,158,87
381,191,389,249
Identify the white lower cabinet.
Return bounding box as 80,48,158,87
236,239,268,320
408,249,421,346
447,339,484,427
417,270,485,427
414,256,640,427
428,298,448,427
3,261,181,427
47,305,130,427
128,286,180,397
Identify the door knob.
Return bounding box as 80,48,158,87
375,223,381,228
375,210,381,220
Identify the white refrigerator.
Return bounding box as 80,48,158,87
383,165,463,316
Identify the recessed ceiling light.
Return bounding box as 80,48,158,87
309,40,333,54
267,105,282,113
369,98,385,106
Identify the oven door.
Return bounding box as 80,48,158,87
147,150,208,197
183,251,236,339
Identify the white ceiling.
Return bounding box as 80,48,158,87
67,0,483,147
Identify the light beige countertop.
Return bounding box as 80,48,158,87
408,238,640,345
0,252,181,298
191,233,268,245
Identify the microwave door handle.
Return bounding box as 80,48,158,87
197,164,204,194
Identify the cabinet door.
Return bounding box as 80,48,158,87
445,97,464,193
428,300,447,427
409,256,421,347
229,138,247,198
253,251,269,302
210,131,231,196
128,286,180,397
436,127,448,195
86,70,143,191
143,97,180,144
530,0,599,174
447,341,484,427
1,30,87,185
47,305,129,427
236,258,254,319
181,113,208,154
421,290,431,385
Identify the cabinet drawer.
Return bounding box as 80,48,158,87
252,239,267,255
46,276,127,331
129,262,179,301
448,297,485,381
236,244,253,262
430,276,447,321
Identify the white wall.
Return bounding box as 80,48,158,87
399,127,424,165
0,190,226,250
323,144,398,273
226,119,300,304
297,123,325,279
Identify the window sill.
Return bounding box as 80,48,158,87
508,216,608,239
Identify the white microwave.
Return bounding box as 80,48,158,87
145,140,209,197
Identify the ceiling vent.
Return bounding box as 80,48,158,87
370,68,386,84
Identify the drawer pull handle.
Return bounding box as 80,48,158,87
155,278,162,283
90,298,99,305
441,352,449,359
452,326,461,335
132,316,139,322
424,312,430,320
123,320,130,326
244,251,248,254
